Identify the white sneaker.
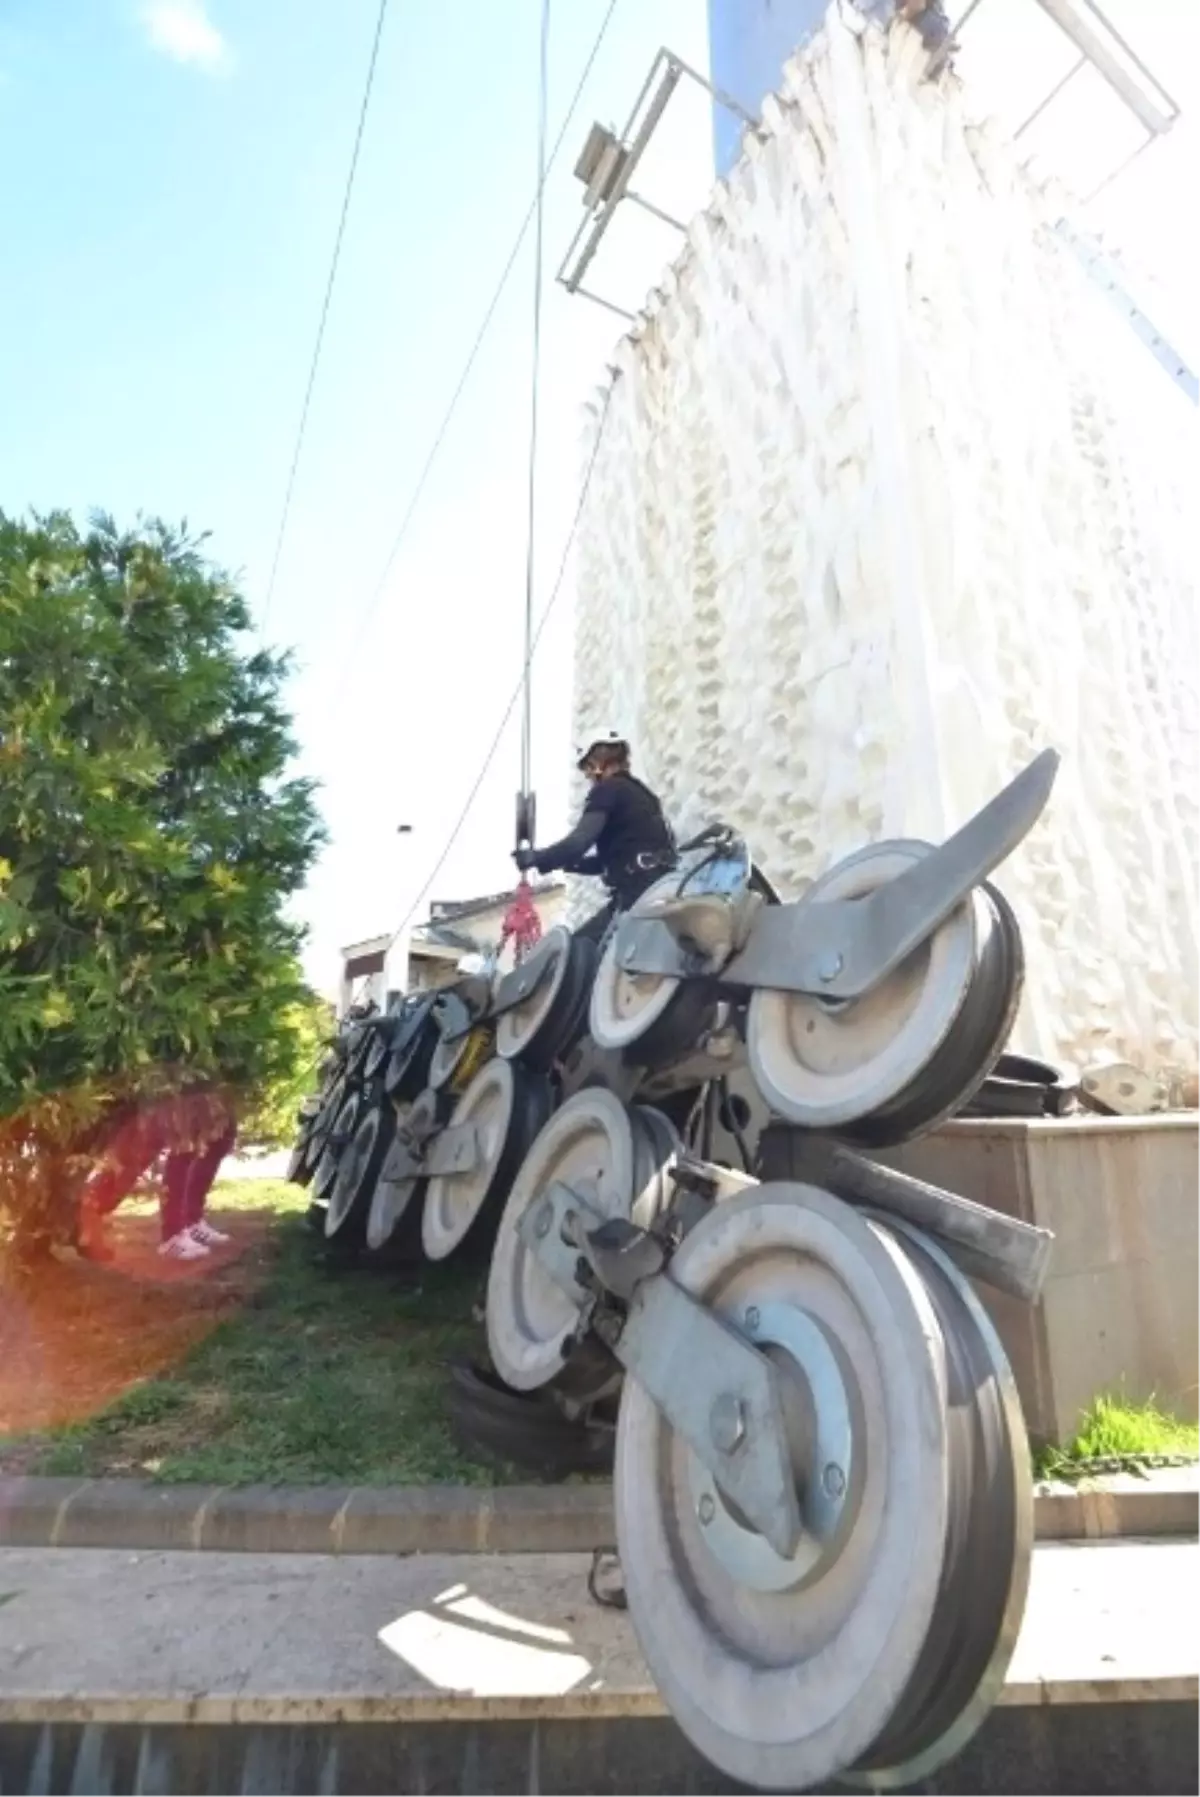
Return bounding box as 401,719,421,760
189,1219,231,1248
158,1231,210,1261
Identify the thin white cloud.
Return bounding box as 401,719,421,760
141,0,230,73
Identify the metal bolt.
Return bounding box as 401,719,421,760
709,1392,746,1455
745,1306,760,1331
697,1493,716,1526
534,1204,553,1239
823,1462,846,1498
818,953,844,983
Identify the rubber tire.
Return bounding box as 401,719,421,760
324,1102,397,1248
445,1360,615,1482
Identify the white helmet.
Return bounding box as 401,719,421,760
575,727,629,772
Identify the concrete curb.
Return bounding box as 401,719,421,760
1,1471,1195,1555
4,1699,1198,1797
0,1479,615,1556
1033,1468,1198,1541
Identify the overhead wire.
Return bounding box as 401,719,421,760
520,0,553,801
338,0,621,670
386,377,617,956
259,0,393,633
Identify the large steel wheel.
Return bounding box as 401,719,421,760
286,1115,318,1186
844,1219,1031,1789
496,929,596,1071
422,1059,551,1263
344,1025,376,1086
309,1090,365,1207
746,846,1022,1145
487,1090,675,1394
325,1102,396,1244
589,874,684,1054
362,1023,394,1084
306,1070,349,1163
429,1019,494,1094
612,1182,1031,1793
385,1000,438,1102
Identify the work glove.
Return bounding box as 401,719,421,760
512,847,539,874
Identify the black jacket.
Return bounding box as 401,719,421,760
531,774,676,901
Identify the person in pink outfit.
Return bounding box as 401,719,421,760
77,1084,237,1263
157,1099,237,1262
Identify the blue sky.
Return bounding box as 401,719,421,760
1,0,1193,998
0,0,716,994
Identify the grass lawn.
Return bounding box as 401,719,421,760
1,1180,503,1487
3,1179,1195,1491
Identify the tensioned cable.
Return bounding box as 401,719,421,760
335,0,620,671
290,378,616,1088
385,377,617,956
520,0,552,801
260,0,393,632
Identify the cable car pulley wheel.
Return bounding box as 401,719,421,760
325,1100,397,1243
495,926,590,1069
485,1090,677,1394
422,1058,553,1263
429,1018,494,1094
385,1001,439,1102
364,1089,450,1256
362,1025,394,1084
589,873,690,1054
746,843,1022,1145
611,1181,1031,1793
309,1090,366,1206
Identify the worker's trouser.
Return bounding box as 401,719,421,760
575,902,616,948
574,864,676,950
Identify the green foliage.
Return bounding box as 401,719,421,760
1034,1394,1199,1482
18,1202,499,1487
238,988,336,1151
0,509,324,1238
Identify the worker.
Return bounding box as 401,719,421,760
513,731,677,944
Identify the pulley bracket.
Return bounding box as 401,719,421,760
616,749,1060,1000
490,940,558,1019
422,1121,482,1179
381,1119,482,1184
772,1134,1054,1304
433,989,479,1046
515,1176,604,1301
522,1177,803,1558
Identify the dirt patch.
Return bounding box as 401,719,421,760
0,1206,276,1443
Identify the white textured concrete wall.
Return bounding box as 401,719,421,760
572,10,1198,1079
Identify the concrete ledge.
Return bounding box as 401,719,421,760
1,1473,1192,1555
0,1539,1193,1793
0,1676,1194,1727
0,1479,617,1556
0,1699,1195,1795
1033,1469,1198,1541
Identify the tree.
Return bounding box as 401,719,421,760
238,987,337,1152
0,509,325,1246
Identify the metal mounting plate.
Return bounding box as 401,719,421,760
619,751,1060,1001
423,1121,481,1179
779,1136,1053,1304
616,1271,803,1558
491,944,557,1019
515,1177,601,1304
522,1178,802,1557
